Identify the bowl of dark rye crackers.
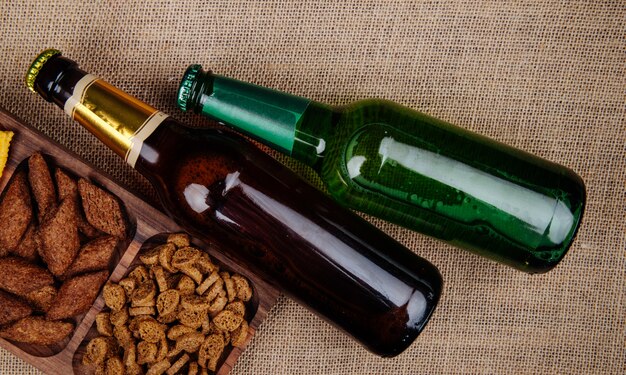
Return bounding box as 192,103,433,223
0,129,256,375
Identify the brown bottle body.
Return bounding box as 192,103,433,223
31,54,443,357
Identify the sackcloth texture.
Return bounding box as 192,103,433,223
0,1,624,374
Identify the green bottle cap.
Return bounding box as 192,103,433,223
26,49,62,92
177,64,203,112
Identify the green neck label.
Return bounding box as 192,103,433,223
200,75,311,154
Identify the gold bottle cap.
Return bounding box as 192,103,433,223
25,49,62,92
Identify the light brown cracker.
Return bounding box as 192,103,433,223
83,336,118,365
105,356,124,375
103,282,126,311
167,232,190,248
137,340,158,365
96,312,114,337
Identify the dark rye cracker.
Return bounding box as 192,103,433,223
0,256,54,296
46,270,109,321
55,168,101,238
78,178,128,238
25,285,57,313
0,316,73,345
64,235,118,278
38,197,81,277
0,171,33,256
28,152,56,222
11,222,39,261
0,290,32,325
55,167,78,200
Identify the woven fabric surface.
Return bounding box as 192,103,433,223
0,1,624,374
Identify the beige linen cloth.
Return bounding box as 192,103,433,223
0,1,624,374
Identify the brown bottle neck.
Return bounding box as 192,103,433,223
33,55,169,167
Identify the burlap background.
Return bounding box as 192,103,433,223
0,1,624,374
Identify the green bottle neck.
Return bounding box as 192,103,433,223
180,67,334,169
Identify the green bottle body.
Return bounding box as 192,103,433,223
178,67,586,273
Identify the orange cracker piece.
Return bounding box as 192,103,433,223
28,152,56,222
46,270,109,320
0,171,33,256
0,316,73,345
0,131,13,179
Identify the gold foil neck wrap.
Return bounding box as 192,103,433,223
67,77,161,159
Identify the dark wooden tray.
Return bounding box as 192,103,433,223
0,108,280,375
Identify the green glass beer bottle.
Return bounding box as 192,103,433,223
177,65,586,274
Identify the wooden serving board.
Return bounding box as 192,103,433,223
0,108,280,375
